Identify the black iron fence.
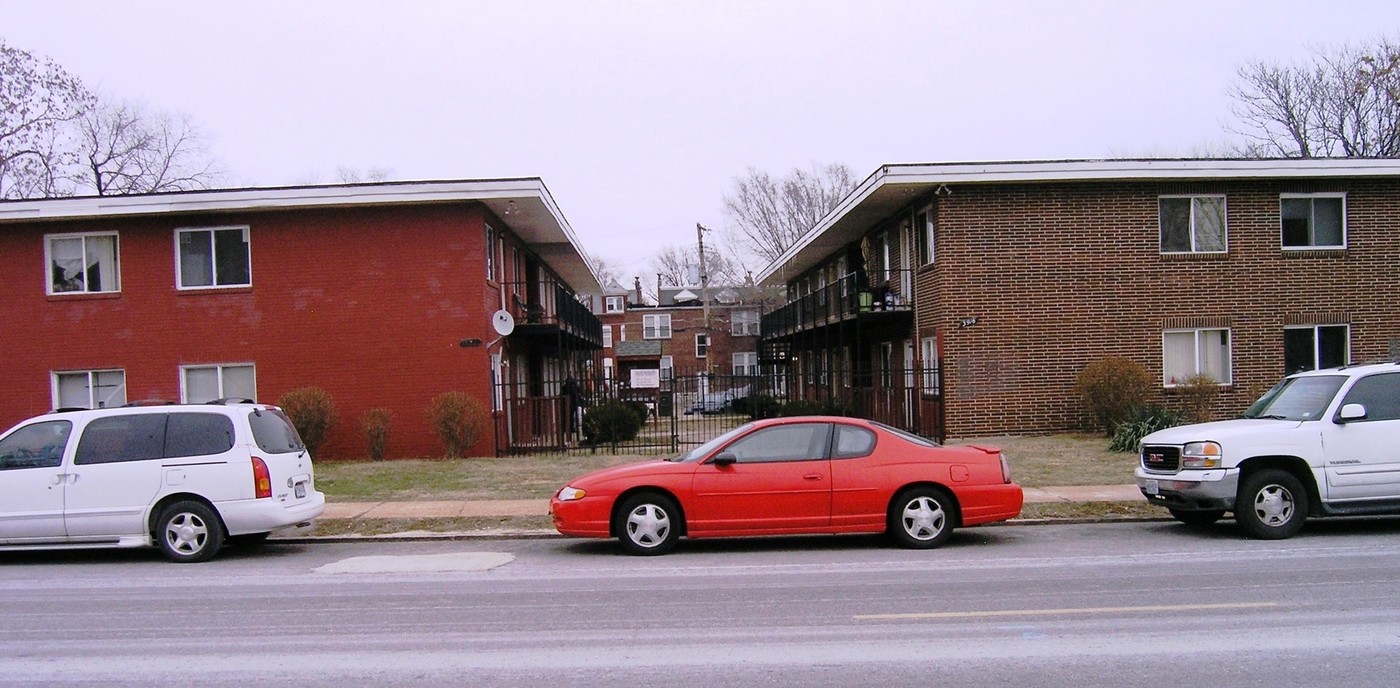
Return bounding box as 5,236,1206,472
491,366,943,456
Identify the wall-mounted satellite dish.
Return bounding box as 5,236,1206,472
492,310,516,336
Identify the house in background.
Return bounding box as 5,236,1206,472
757,158,1400,440
0,179,602,459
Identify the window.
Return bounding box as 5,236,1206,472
181,364,256,403
920,337,940,394
484,225,497,281
248,407,305,454
53,370,126,409
164,413,236,458
602,325,613,349
695,333,709,358
605,296,625,313
660,355,673,381
47,232,120,294
723,423,830,463
915,207,935,265
0,420,72,470
75,414,166,465
1283,325,1349,374
1339,373,1400,422
731,311,760,336
1163,329,1231,386
1281,194,1345,249
618,324,626,342
733,352,758,376
177,227,250,288
643,313,672,339
1159,196,1226,253
833,424,876,459
602,357,614,382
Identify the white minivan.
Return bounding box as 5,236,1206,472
0,401,325,562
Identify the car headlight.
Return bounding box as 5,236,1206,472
1181,441,1223,469
557,486,587,501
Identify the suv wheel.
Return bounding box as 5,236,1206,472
1235,469,1308,540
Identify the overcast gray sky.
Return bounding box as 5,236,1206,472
6,0,1399,283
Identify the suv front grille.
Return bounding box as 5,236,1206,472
1141,445,1181,473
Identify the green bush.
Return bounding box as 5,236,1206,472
1109,406,1185,453
360,407,392,461
1075,356,1153,436
583,400,646,445
277,387,337,457
744,395,783,420
779,399,852,417
427,392,490,458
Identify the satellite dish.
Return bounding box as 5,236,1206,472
492,310,516,336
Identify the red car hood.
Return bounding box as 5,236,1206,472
567,458,694,491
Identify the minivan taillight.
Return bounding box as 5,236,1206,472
252,456,272,499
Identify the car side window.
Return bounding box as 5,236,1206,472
165,413,235,457
0,420,73,470
833,424,876,459
1340,373,1400,422
75,414,167,465
723,423,830,463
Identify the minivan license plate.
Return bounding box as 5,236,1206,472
295,482,307,499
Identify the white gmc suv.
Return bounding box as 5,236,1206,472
0,401,325,562
1136,362,1400,539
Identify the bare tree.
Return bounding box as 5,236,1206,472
0,39,92,199
722,162,856,266
72,97,224,195
649,243,741,287
588,254,624,290
1229,36,1400,157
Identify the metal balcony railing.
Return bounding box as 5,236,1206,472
502,279,603,347
760,270,914,339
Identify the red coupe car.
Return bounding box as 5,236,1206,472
551,416,1023,555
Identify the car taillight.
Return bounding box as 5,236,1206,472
252,456,272,499
1000,454,1013,484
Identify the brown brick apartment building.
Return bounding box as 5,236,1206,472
757,159,1400,440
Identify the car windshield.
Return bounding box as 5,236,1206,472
669,422,756,462
1241,375,1347,421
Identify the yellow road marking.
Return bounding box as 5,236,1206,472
854,602,1279,621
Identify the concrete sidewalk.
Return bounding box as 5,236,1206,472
319,485,1145,521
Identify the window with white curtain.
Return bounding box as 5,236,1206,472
46,233,120,294
1164,329,1232,386
53,369,127,409
181,364,257,402
920,337,940,394
732,352,758,376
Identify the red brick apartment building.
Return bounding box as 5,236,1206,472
0,180,602,458
757,159,1400,440
595,282,766,385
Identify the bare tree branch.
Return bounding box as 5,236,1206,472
722,162,856,267
0,39,92,198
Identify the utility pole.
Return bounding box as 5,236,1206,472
696,222,711,331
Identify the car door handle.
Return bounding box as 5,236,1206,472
803,473,823,481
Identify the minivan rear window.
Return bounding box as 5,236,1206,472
165,413,235,457
248,408,305,454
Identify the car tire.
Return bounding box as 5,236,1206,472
889,487,956,549
615,493,681,556
1235,469,1308,540
1169,508,1225,528
156,500,225,563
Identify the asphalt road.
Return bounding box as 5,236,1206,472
4,519,1400,687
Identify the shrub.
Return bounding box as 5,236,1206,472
1109,406,1185,453
277,387,337,457
427,392,490,459
779,399,852,417
1074,356,1153,436
582,400,646,445
745,395,783,420
361,407,392,462
1175,373,1220,424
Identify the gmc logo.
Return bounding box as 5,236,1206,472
1146,453,1166,464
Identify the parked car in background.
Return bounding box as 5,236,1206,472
687,385,750,415
0,401,325,562
552,416,1023,554
1137,362,1400,539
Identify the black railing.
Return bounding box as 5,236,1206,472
761,270,914,339
501,279,603,347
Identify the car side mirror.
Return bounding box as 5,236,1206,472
711,451,737,466
1337,403,1368,422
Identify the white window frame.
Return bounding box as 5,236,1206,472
920,337,940,395
602,357,614,382
660,355,674,381
175,226,251,290
605,296,625,313
643,313,672,339
180,363,257,403
602,325,613,349
1280,193,1347,250
46,231,122,295
732,352,758,376
695,333,709,358
731,311,760,336
1159,195,1227,254
1284,324,1350,374
916,206,935,265
52,369,126,409
484,225,497,281
1163,328,1232,387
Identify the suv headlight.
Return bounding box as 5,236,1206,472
1181,441,1223,469
557,486,586,501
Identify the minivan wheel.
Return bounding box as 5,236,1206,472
156,500,225,563
1235,469,1308,540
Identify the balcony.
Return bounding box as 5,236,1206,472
760,270,914,340
502,279,603,349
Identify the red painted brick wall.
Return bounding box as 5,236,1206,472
1,202,508,459
920,178,1400,438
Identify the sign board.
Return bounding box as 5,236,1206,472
630,369,661,389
